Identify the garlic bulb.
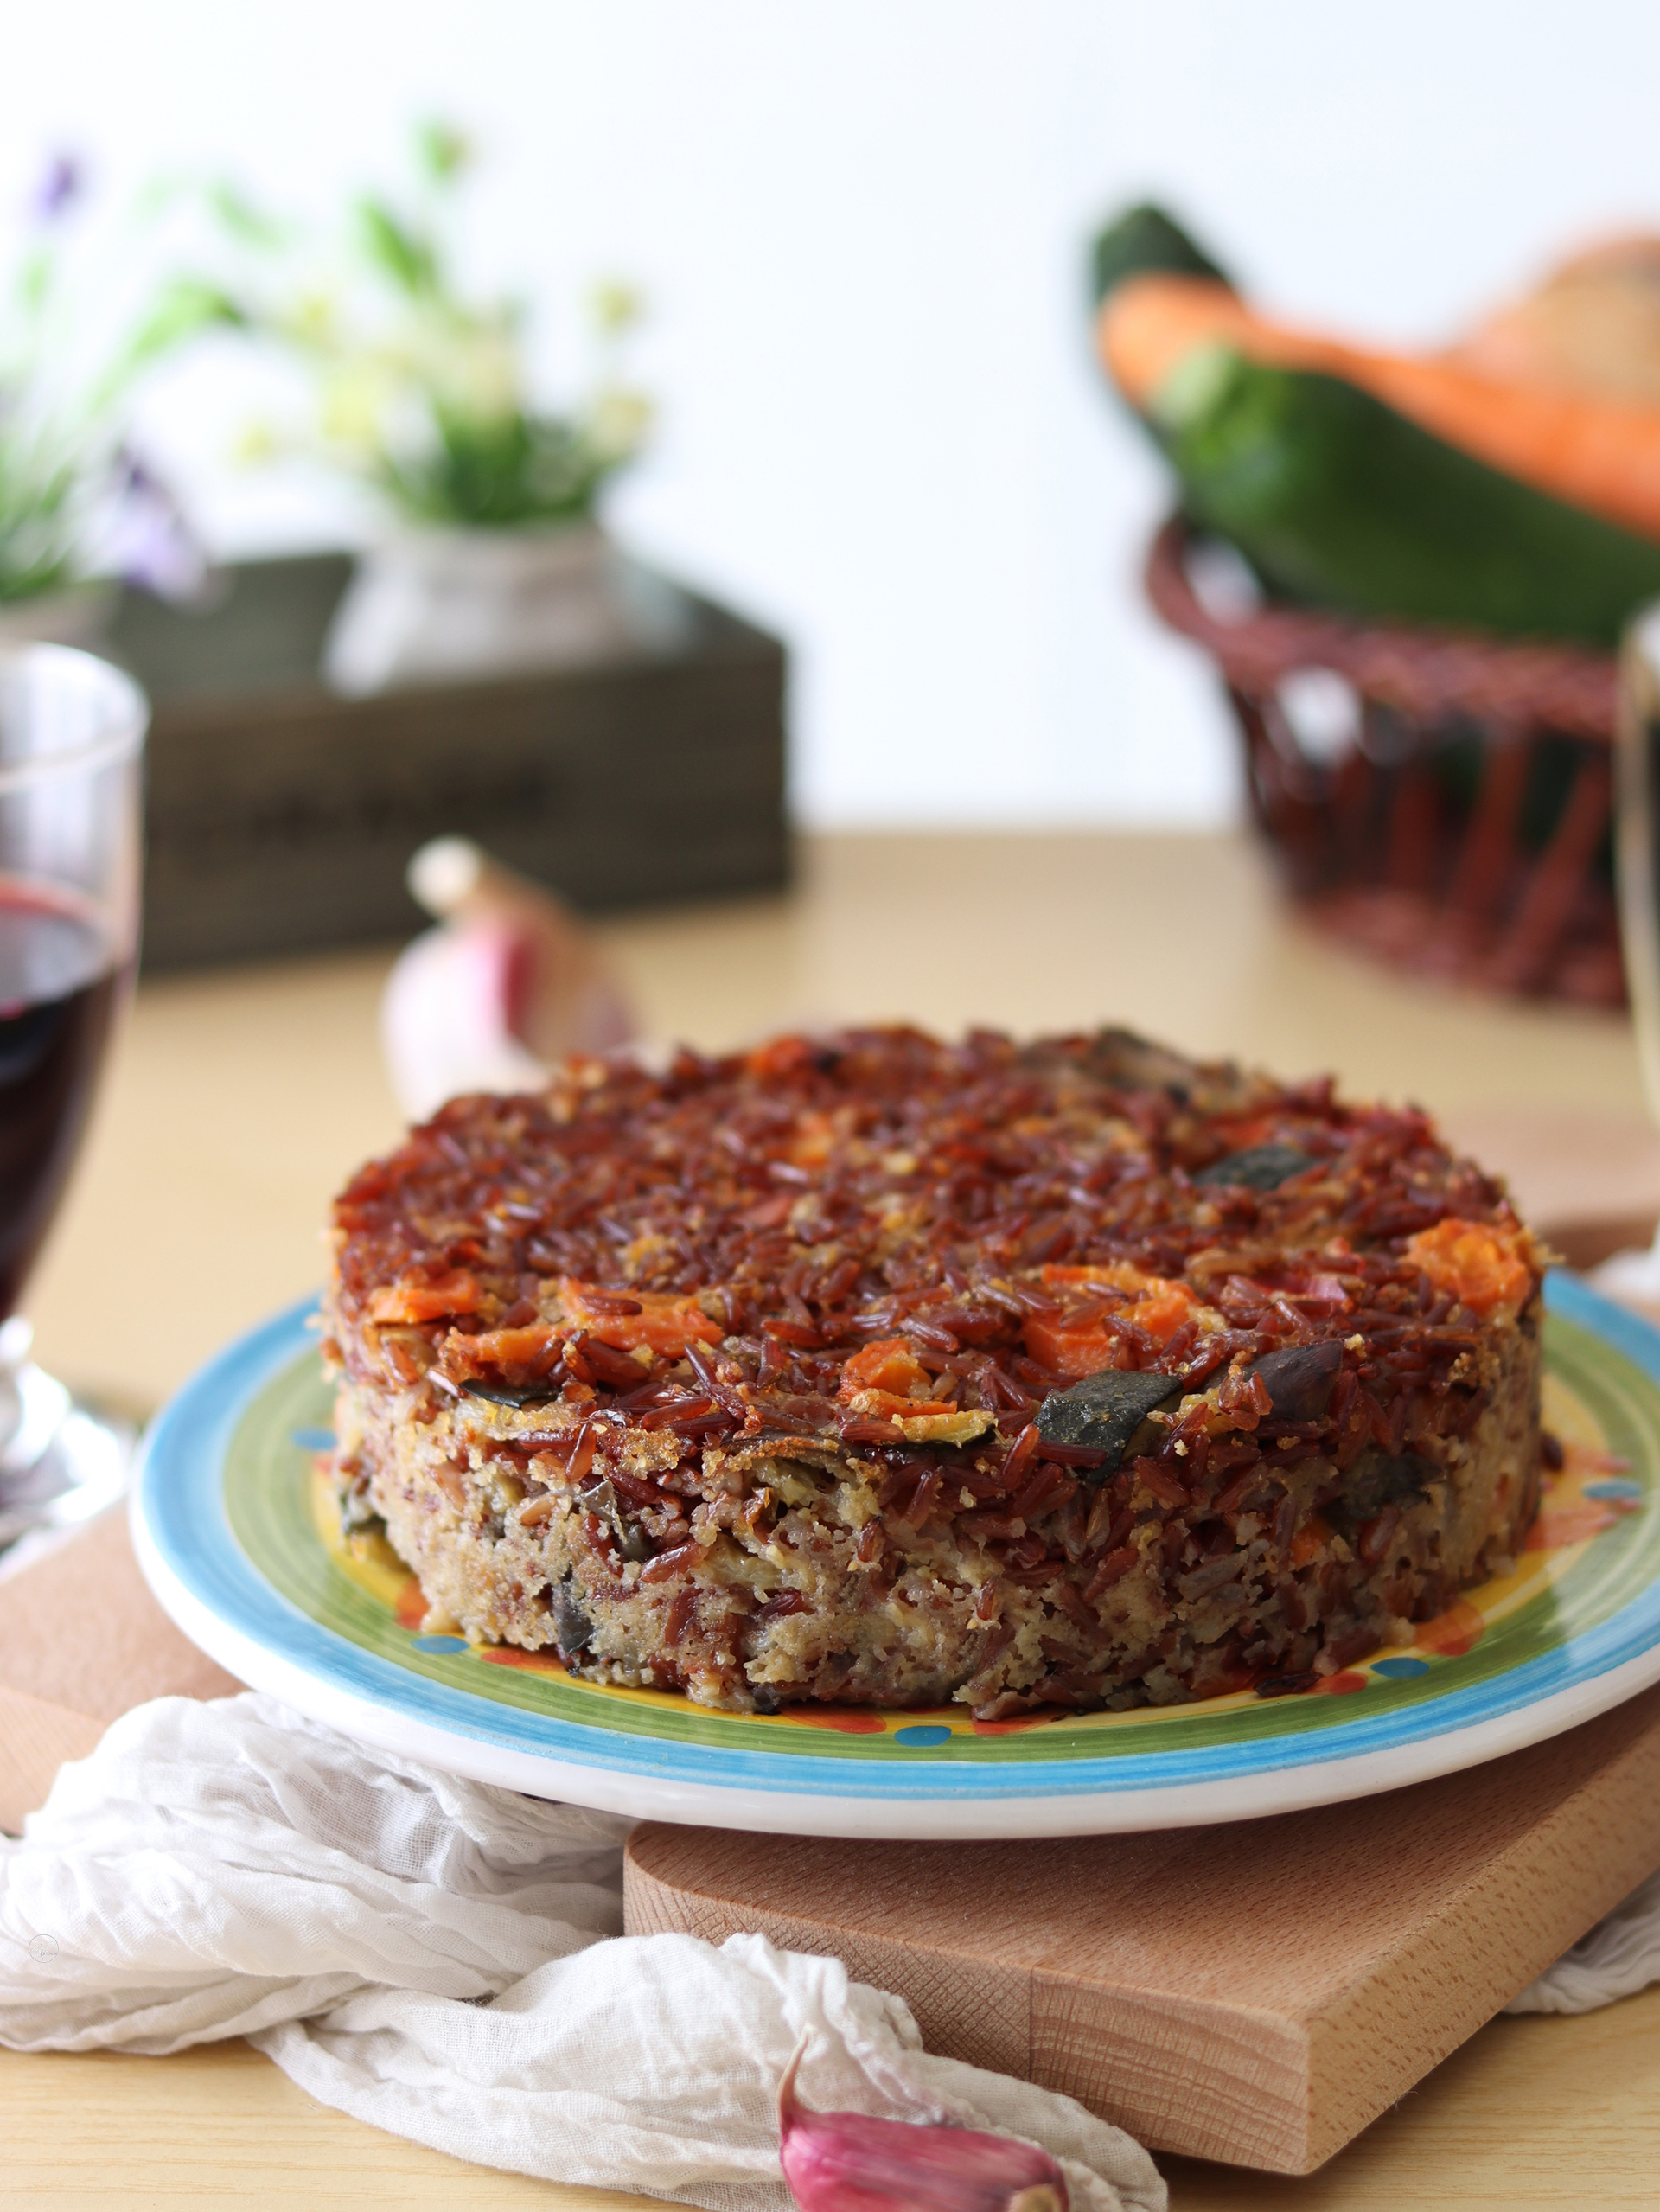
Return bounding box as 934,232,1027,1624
777,2038,1069,2212
381,837,633,1121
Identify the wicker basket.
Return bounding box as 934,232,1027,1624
1146,515,1625,1007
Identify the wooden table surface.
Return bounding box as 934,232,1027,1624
6,828,1660,2209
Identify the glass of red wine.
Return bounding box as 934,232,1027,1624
0,644,145,1553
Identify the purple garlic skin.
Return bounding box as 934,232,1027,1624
777,2039,1069,2212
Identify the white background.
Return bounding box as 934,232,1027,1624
7,1,1660,829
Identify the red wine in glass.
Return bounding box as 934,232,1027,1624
0,644,145,1546
0,885,123,1319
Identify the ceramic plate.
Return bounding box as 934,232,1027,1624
131,1275,1660,1838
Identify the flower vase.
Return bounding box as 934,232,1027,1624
320,521,642,695
0,584,118,654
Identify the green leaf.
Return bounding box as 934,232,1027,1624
356,197,437,295
0,426,80,600
370,401,612,527
15,246,53,318
128,276,247,361
92,277,250,408
414,119,471,186
208,179,284,249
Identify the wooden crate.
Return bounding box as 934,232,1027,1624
105,553,789,971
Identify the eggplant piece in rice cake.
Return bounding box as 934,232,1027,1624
322,1025,1545,1717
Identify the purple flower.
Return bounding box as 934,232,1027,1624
113,450,160,499
30,156,81,224
104,444,208,600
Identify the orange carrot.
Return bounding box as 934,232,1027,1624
840,1338,932,1400
444,1322,561,1369
1027,1263,1197,1378
367,1269,483,1324
559,1278,723,1355
1098,270,1660,546
1290,1515,1331,1569
1401,1219,1534,1318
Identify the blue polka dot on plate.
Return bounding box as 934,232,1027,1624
1371,1656,1430,1679
1585,1479,1644,1503
412,1634,469,1655
290,1427,336,1452
891,1724,953,1748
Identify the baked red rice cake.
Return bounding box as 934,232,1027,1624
323,1027,1546,1717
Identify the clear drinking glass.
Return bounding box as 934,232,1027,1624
1619,610,1660,1103
0,644,146,1550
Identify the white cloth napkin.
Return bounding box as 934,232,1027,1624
1506,1864,1660,2015
0,1692,1165,2211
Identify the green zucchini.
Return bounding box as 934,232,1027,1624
1153,344,1660,648
1090,202,1232,308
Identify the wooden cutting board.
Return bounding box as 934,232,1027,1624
626,1684,1660,2175
0,1511,240,1834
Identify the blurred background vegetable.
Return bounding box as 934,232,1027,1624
1092,203,1660,646
1089,199,1660,1008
